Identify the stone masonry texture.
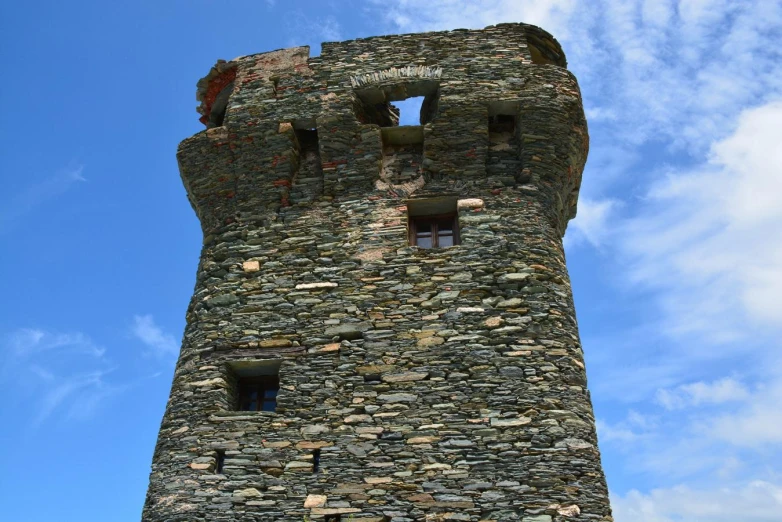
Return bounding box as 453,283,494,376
143,23,612,522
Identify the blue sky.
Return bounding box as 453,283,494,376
1,1,781,521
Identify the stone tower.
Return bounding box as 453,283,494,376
143,23,612,522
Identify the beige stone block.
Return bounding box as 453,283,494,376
310,343,340,353
296,440,331,449
556,504,581,517
234,488,263,497
311,508,361,515
263,440,291,448
457,198,485,210
188,378,226,388
491,416,532,427
258,338,292,348
344,414,373,424
304,494,327,508
295,282,338,290
364,476,393,484
381,371,428,383
422,463,451,470
407,436,440,444
356,364,395,375
417,336,444,347
242,260,260,272
484,316,503,328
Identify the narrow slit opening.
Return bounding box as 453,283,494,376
313,449,321,473
216,451,225,474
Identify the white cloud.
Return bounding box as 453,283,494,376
375,0,578,40
6,328,104,359
132,315,179,358
612,480,782,522
706,377,782,448
565,197,621,248
656,377,751,410
34,369,115,426
620,101,782,339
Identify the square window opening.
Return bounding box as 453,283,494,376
229,360,282,412
407,197,460,249
355,81,439,127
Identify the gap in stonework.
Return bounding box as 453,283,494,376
393,96,425,126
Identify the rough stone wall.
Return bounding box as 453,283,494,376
143,23,611,522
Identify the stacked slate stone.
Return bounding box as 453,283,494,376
143,23,611,522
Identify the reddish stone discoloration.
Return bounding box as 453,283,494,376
198,67,237,125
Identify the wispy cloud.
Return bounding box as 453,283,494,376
0,165,85,233
565,197,621,248
372,1,782,151
612,480,782,522
619,101,782,340
1,328,115,426
132,315,179,358
656,377,751,410
286,11,343,52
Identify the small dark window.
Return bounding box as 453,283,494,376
313,449,321,473
489,114,516,134
409,214,459,248
238,375,279,412
216,451,225,473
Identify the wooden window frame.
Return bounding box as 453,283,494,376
408,212,460,248
237,375,279,412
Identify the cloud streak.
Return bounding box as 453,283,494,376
1,328,115,426
132,315,179,358
0,165,85,233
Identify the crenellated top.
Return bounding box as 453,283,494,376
180,22,587,238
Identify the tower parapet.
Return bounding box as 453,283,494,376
145,23,610,522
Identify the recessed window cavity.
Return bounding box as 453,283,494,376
208,82,234,128
381,125,424,185
407,197,460,248
487,102,521,179
355,81,439,127
312,449,321,473
291,121,324,203
230,360,281,412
